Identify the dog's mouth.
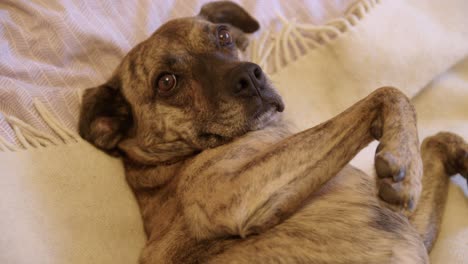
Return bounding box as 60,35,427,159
249,101,283,130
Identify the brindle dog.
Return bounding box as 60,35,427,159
78,2,468,263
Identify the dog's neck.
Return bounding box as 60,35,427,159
124,158,182,188
119,138,199,166
123,159,186,236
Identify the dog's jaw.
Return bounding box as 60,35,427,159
250,107,282,131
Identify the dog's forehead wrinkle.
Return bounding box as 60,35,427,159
159,20,219,53
118,47,158,103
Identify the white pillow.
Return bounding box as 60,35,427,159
0,140,145,264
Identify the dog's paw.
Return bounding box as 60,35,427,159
423,132,468,182
459,148,468,181
375,137,423,214
452,138,468,182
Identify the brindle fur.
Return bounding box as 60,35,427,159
78,2,468,263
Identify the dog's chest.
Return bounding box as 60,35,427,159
143,210,235,263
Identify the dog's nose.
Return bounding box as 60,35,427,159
231,63,265,97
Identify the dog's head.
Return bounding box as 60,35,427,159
79,1,284,165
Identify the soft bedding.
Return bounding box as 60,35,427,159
0,0,354,142
1,0,467,263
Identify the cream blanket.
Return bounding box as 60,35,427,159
264,0,468,262
1,0,467,263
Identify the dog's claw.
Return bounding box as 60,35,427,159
394,168,406,182
374,138,422,214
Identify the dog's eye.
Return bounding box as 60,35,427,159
217,28,233,46
156,73,177,93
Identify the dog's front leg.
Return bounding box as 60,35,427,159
181,87,422,240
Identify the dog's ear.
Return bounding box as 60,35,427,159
199,1,260,33
78,78,132,153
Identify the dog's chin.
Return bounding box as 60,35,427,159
196,133,231,149
249,106,281,131
196,105,281,149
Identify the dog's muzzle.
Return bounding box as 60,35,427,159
229,62,284,112
230,62,266,97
